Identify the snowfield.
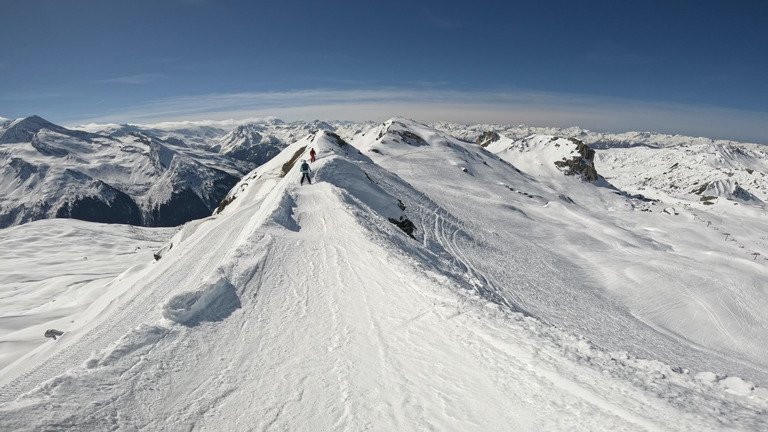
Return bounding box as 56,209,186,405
0,219,177,371
1,118,767,431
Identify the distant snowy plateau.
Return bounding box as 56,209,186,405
1,115,767,431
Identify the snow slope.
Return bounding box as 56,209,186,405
354,119,768,379
0,219,177,370
1,120,767,430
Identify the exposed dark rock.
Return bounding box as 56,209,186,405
204,174,240,209
477,131,501,147
8,158,38,180
326,131,349,147
154,243,173,261
31,135,70,157
148,139,176,170
692,183,709,195
280,146,307,177
216,195,237,214
389,216,416,238
396,130,427,146
553,138,599,182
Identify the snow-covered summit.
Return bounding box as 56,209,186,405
0,115,94,145
486,133,601,183
218,128,412,235
211,119,339,165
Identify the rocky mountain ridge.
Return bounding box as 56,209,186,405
0,117,248,228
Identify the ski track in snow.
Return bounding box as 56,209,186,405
0,181,729,431
372,144,768,385
1,127,767,430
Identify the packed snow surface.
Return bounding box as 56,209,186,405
1,118,767,431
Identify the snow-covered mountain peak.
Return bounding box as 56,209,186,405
353,117,462,156
5,115,58,132
217,124,265,149
0,115,94,145
214,125,415,244
487,134,600,182
694,178,763,205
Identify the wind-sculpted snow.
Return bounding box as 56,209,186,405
270,193,301,232
1,117,768,430
162,276,241,326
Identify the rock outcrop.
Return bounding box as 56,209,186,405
477,131,501,147
553,138,599,182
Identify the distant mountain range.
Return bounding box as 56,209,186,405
0,116,339,228
1,115,766,229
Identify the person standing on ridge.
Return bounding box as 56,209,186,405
309,148,316,162
299,160,312,185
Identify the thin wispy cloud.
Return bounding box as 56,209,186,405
95,74,166,85
71,88,768,144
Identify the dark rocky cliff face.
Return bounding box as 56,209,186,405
553,138,599,182
477,131,501,147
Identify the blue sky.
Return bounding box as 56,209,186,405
1,0,767,142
